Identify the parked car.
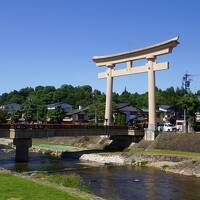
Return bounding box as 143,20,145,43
157,123,176,132
157,123,164,131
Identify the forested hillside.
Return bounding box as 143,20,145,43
0,85,195,108
0,84,199,124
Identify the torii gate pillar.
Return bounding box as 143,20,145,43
145,56,156,140
105,65,114,125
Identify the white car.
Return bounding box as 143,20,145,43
157,123,176,132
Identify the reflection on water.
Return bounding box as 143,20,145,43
1,149,200,200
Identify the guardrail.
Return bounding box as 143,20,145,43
0,123,145,133
0,124,11,129
0,123,129,130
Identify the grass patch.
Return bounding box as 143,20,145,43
122,147,145,156
131,160,148,167
32,139,92,152
32,140,54,145
32,172,90,192
144,149,200,158
0,172,87,200
192,160,198,164
161,165,169,170
32,141,84,152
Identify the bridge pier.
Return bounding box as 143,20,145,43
13,138,32,162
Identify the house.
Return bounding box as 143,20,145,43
141,108,161,123
0,103,21,113
159,105,175,122
158,105,183,124
116,103,144,123
47,103,72,112
159,105,174,113
63,106,89,124
196,113,200,122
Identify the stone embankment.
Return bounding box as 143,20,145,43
78,151,200,177
80,153,125,165
75,153,200,179
145,158,200,177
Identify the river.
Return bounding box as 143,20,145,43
1,147,200,200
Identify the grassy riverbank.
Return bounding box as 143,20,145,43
31,172,90,192
0,172,87,200
32,140,85,152
33,136,104,150
144,149,200,158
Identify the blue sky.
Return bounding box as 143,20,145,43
0,0,199,94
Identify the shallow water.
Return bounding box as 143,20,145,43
1,149,200,200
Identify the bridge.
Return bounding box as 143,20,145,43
0,124,144,162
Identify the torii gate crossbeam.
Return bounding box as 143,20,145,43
92,37,179,141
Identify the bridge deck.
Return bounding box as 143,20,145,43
0,124,144,139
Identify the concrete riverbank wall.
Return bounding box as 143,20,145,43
148,133,200,152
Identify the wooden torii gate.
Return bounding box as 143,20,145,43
92,37,179,141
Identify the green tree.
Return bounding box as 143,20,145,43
22,100,37,123
180,94,200,129
10,110,22,123
37,105,47,123
0,109,8,123
47,107,65,123
115,113,126,125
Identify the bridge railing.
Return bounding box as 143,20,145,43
0,123,11,129
0,123,129,130
0,123,147,132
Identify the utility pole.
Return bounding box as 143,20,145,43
92,93,98,124
182,73,192,133
182,73,192,93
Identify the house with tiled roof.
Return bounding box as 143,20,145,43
63,106,89,124
0,103,21,113
116,103,144,123
47,103,72,112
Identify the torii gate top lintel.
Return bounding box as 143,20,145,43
92,36,179,67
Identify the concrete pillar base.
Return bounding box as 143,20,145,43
13,138,32,162
144,129,155,141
